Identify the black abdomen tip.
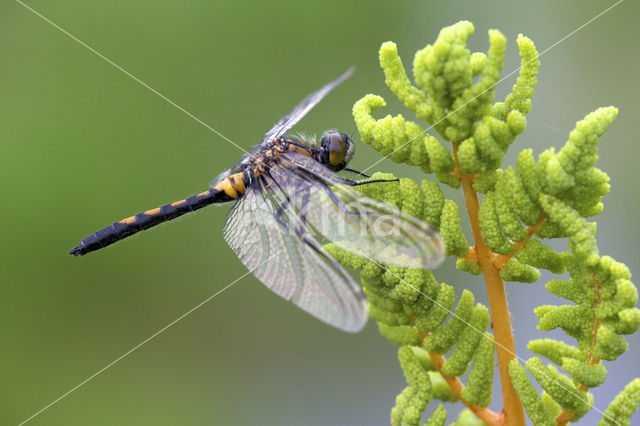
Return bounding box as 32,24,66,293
69,245,86,256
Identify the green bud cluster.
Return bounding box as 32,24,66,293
451,409,485,426
512,202,639,421
477,107,616,285
353,21,540,189
391,346,433,425
598,379,640,426
340,19,637,425
331,237,495,426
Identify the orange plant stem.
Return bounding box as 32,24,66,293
428,351,504,425
454,145,525,426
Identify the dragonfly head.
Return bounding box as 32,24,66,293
317,130,355,171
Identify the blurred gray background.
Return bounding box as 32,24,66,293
1,0,638,424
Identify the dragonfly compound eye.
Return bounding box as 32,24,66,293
320,131,354,170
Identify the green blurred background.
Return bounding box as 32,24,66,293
2,0,639,424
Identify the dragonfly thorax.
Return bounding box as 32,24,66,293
246,139,288,177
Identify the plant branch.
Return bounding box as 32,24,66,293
453,143,525,426
493,215,546,269
428,349,504,425
416,328,503,425
461,246,479,262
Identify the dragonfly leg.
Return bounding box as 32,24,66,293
271,188,317,240
274,196,291,228
343,168,371,178
342,178,400,187
318,183,363,216
262,171,293,229
298,189,311,235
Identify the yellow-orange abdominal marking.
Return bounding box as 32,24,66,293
213,172,246,199
68,68,362,277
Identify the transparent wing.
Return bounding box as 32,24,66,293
261,68,355,145
222,180,368,333
272,152,446,269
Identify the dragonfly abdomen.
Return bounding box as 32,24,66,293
69,173,247,256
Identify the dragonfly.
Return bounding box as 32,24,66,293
69,68,444,332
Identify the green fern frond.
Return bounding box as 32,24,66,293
424,404,447,426
599,379,640,426
440,305,490,376
499,258,540,283
459,332,495,407
391,346,433,426
451,408,484,426
339,19,637,425
508,144,637,418
513,239,565,274
525,357,590,412
423,290,476,353
509,360,556,426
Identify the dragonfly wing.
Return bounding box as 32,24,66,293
222,180,367,333
261,68,355,145
273,153,446,270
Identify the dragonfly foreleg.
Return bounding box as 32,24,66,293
342,177,399,187
343,168,371,178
